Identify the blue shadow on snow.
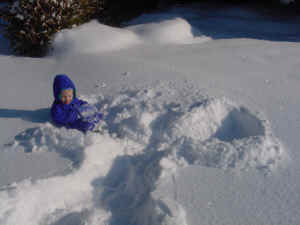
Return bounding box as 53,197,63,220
0,108,51,123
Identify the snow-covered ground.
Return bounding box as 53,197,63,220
0,4,300,225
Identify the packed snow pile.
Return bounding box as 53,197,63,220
52,20,140,56
128,17,211,44
98,83,285,172
0,83,286,225
52,17,210,56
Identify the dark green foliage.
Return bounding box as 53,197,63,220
1,0,104,56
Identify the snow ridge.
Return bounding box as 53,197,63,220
51,17,210,56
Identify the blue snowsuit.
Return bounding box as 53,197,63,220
51,74,102,132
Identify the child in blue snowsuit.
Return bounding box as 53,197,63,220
51,74,103,132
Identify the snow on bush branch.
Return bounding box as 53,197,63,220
1,0,104,56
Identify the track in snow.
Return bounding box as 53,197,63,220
1,82,286,225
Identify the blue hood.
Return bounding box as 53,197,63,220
53,74,77,101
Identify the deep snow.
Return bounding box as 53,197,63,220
0,3,300,225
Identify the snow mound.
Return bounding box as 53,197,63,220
8,124,87,167
98,84,285,172
52,20,140,56
166,99,282,170
171,99,265,142
51,18,210,56
128,17,211,44
1,83,285,225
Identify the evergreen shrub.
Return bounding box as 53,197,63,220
1,0,104,56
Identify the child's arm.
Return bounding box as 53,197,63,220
51,105,79,128
51,104,94,132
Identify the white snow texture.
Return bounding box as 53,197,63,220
52,17,210,56
0,3,298,225
0,83,285,225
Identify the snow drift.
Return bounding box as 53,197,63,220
52,17,210,56
52,20,140,56
128,17,211,44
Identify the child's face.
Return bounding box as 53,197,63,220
60,89,73,105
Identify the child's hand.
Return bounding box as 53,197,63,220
80,120,95,132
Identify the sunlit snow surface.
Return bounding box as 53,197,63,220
52,16,212,56
0,3,299,225
0,83,286,225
